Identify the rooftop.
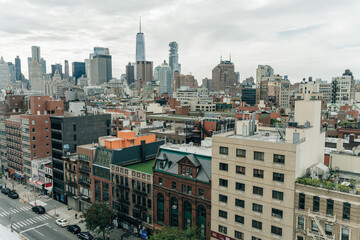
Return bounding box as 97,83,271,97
227,130,291,144
160,143,212,157
125,159,155,175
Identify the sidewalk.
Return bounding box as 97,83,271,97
1,178,142,240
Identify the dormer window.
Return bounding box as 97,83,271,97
186,168,189,176
182,167,185,175
159,161,164,169
190,168,193,177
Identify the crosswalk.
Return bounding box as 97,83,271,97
12,214,51,229
0,205,32,217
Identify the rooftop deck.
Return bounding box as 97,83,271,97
126,159,155,175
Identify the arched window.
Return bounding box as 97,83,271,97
184,201,192,230
170,197,178,227
197,205,206,237
157,193,164,223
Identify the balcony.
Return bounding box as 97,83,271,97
79,168,91,175
79,180,91,187
307,209,336,223
78,159,90,165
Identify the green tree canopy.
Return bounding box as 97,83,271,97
150,226,204,240
81,203,115,240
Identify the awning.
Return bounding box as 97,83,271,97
36,180,45,186
14,173,23,179
8,169,15,174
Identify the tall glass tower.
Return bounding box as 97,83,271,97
136,19,146,62
169,41,181,74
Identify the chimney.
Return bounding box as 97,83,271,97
140,140,146,162
336,139,344,152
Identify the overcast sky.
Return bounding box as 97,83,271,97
0,0,359,83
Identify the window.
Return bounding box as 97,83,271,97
33,136,36,141
45,120,48,123
343,202,351,220
199,188,204,196
236,182,245,191
219,210,227,219
235,199,244,208
311,220,318,232
254,151,264,161
236,149,246,157
46,127,48,131
253,169,264,178
272,190,283,201
252,220,262,230
219,146,228,155
253,186,263,196
236,166,245,175
218,225,227,234
46,136,49,139
187,186,192,194
182,184,186,192
271,226,282,236
326,199,334,216
341,227,349,240
273,172,284,182
313,196,320,212
33,144,36,149
159,177,163,185
235,215,244,224
33,153,37,158
172,181,176,189
32,120,35,125
297,216,304,229
252,203,263,213
32,128,35,132
219,163,228,171
252,237,261,240
297,236,304,240
299,193,305,210
73,124,76,131
272,208,283,219
273,154,285,164
219,179,228,187
219,194,228,203
325,224,332,235
234,231,244,240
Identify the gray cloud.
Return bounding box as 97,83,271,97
0,0,359,82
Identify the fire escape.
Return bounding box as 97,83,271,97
307,208,336,240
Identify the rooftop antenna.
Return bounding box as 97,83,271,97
139,16,142,33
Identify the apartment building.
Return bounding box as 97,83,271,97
331,71,355,105
211,100,324,240
153,144,212,240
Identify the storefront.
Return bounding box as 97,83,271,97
28,178,45,194
117,213,152,239
13,172,24,184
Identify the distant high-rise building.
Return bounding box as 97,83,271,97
7,63,15,83
136,19,145,62
29,46,44,91
90,55,112,85
40,58,46,73
136,60,153,89
126,62,135,85
331,69,355,104
153,65,161,82
15,56,21,81
72,62,86,85
202,78,212,91
212,59,237,92
256,65,274,87
0,57,10,87
169,41,181,74
173,70,181,93
51,64,62,78
64,60,69,79
159,60,172,96
93,47,109,56
32,46,40,63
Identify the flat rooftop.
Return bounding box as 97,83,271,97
160,144,212,157
227,130,288,144
126,159,155,175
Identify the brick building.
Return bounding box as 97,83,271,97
153,144,212,240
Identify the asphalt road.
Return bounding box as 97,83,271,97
0,193,79,240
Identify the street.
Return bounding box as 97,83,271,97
0,190,79,240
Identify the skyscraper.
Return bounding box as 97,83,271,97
0,57,10,88
136,61,153,83
41,58,46,73
15,56,21,81
64,60,69,79
29,46,44,91
90,55,112,85
51,64,63,78
126,62,135,85
169,41,181,74
212,59,237,92
136,19,145,62
72,62,86,85
159,60,172,96
7,62,15,83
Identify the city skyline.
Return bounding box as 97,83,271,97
0,0,359,82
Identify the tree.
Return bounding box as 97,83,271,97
150,226,204,240
80,203,115,240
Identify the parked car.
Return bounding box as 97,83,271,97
67,224,81,234
1,188,10,195
8,191,19,199
32,206,46,214
77,232,93,240
55,219,68,227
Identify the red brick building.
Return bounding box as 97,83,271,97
153,144,211,240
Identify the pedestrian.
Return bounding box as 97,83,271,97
75,213,78,219
107,232,110,240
